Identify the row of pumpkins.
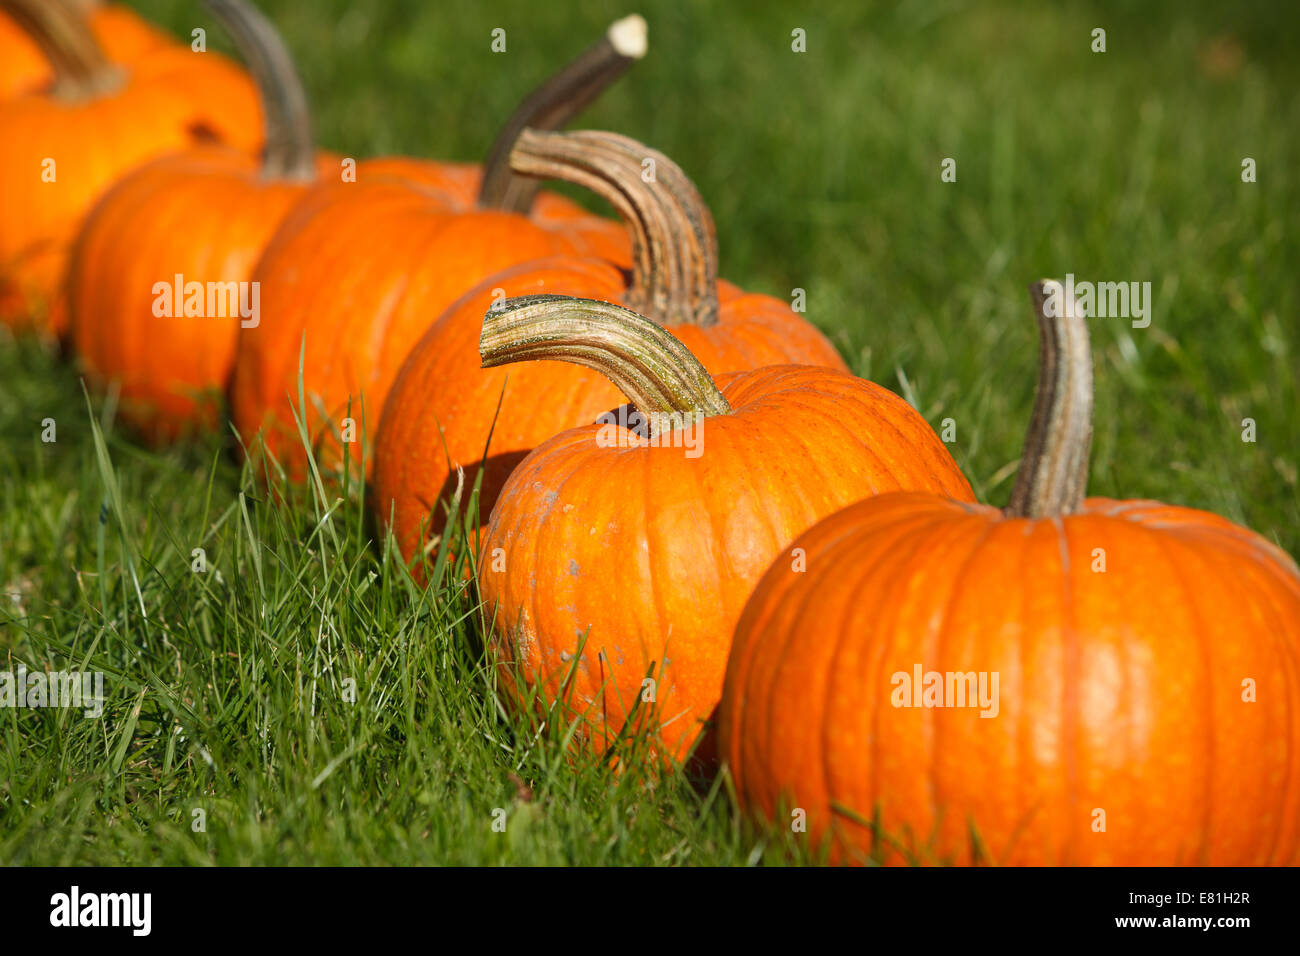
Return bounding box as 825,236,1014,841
3,0,1298,866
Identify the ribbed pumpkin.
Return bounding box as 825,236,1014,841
476,295,973,763
0,0,260,335
68,0,331,442
720,280,1300,866
228,17,647,477
0,0,171,97
373,129,849,572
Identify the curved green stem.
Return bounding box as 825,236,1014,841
480,294,730,438
205,0,316,181
509,129,720,327
0,0,123,100
1005,279,1095,518
477,14,647,213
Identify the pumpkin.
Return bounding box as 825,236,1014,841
373,129,850,573
719,280,1300,865
475,294,973,763
0,0,261,335
0,0,171,98
228,16,647,478
68,0,331,442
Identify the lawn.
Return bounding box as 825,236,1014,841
1,0,1296,864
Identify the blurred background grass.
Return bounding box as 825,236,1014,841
1,0,1297,864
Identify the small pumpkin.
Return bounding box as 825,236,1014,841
0,0,171,98
719,280,1300,865
228,17,647,477
373,129,849,571
0,0,261,335
476,294,974,763
68,0,331,442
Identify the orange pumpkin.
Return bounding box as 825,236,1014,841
373,129,849,572
68,0,331,442
0,0,172,98
720,280,1300,865
476,294,974,763
0,0,261,335
228,17,648,478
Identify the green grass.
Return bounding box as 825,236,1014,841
1,0,1297,864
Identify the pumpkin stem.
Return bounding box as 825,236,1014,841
509,129,720,328
1005,280,1095,518
0,0,124,100
477,14,647,214
205,0,315,181
480,294,730,438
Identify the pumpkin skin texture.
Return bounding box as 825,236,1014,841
69,148,336,443
0,3,260,335
372,130,847,570
720,280,1300,865
476,296,974,763
228,179,629,477
0,3,172,98
719,491,1300,865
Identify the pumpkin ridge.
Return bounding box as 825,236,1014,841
925,515,1006,861
1172,516,1300,861
113,162,207,405
1154,521,1229,857
717,411,792,590
724,390,833,531
509,435,602,690
125,176,212,407
757,379,911,499
1089,498,1300,862
71,155,168,378
839,505,973,859
1009,512,1041,863
794,521,873,848
636,426,671,713
1046,517,1081,865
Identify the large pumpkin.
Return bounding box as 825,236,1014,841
0,0,172,98
228,17,647,478
476,294,973,763
719,280,1300,865
373,129,849,573
0,0,261,335
68,0,332,443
